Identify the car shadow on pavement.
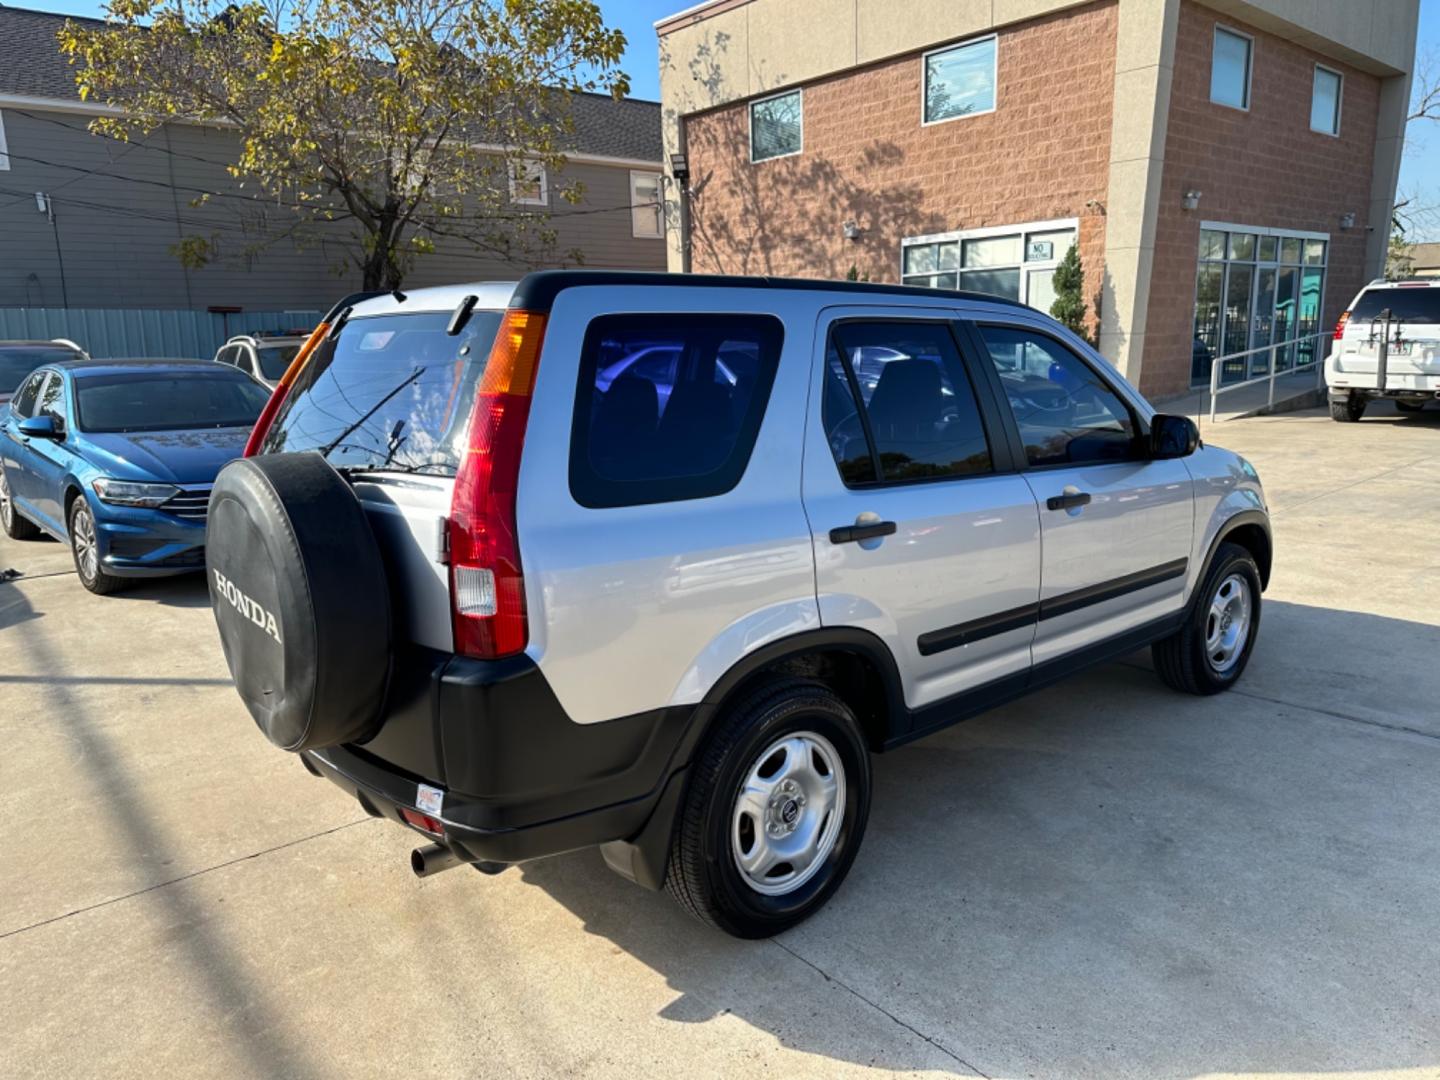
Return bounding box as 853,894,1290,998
111,573,212,609
518,600,1440,1078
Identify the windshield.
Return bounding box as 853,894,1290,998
0,347,79,393
75,370,269,433
256,344,303,381
259,310,503,476
1350,288,1440,325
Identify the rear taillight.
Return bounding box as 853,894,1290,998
1333,310,1351,341
243,321,330,457
447,309,547,660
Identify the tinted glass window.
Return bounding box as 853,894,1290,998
0,347,77,394
978,326,1137,467
570,313,782,508
1349,287,1440,325
261,311,503,475
824,322,992,484
37,373,65,422
256,345,301,380
10,371,47,417
751,91,802,161
76,371,269,434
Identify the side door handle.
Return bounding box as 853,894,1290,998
1046,490,1092,511
829,520,897,544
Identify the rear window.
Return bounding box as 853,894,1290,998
1349,287,1440,325
256,344,303,381
0,347,78,394
260,310,503,475
569,313,783,508
76,371,269,433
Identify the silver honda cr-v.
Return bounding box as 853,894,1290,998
206,271,1272,939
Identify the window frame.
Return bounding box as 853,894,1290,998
964,318,1149,472
629,169,665,239
567,311,785,509
1210,25,1254,113
900,217,1078,304
821,316,1017,490
0,109,10,171
507,158,548,207
1310,63,1343,137
921,33,999,127
749,88,803,164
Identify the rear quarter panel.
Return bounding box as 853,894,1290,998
516,285,821,725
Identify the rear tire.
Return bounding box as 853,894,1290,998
1329,395,1366,422
68,497,127,595
0,466,41,540
1153,541,1261,695
665,678,871,938
1394,400,1425,414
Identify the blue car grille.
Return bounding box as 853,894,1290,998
164,486,212,522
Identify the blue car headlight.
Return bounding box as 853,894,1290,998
91,478,181,508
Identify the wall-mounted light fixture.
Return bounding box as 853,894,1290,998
842,220,864,241
1084,198,1106,214
669,152,689,184
1181,190,1202,212
1339,212,1356,230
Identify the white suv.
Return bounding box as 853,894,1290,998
205,272,1273,938
1326,279,1440,420
213,332,311,389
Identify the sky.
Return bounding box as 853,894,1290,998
18,0,1440,236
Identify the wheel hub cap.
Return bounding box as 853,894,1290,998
732,731,846,896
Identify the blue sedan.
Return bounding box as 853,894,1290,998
0,359,269,594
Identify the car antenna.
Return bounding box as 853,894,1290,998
446,295,478,336
392,288,407,303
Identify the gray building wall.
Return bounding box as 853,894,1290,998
0,105,665,311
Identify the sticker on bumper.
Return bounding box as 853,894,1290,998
416,783,444,816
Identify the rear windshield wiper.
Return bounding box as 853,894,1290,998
319,366,426,459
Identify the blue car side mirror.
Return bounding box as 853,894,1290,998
18,415,63,440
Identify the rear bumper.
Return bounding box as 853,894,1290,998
306,649,696,866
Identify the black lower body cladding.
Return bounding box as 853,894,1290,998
207,453,392,751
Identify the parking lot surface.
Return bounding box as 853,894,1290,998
3,403,1438,1080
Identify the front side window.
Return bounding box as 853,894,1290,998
10,370,48,418
978,325,1136,467
823,321,992,485
1311,66,1342,135
508,159,547,206
630,171,664,238
1211,27,1252,110
76,371,269,434
570,313,782,508
924,36,997,123
750,90,802,162
36,373,66,424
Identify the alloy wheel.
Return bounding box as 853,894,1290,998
72,503,99,581
1205,572,1252,674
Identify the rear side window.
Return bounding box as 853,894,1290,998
261,310,503,475
1349,288,1440,325
569,313,782,508
822,321,993,484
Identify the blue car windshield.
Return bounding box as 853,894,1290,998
75,371,269,433
0,347,79,393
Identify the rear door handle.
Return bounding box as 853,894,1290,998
1046,491,1092,511
829,521,897,544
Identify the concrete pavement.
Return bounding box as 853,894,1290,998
2,401,1438,1079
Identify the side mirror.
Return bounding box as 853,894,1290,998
1149,413,1199,459
18,414,63,441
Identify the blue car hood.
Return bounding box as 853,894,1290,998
82,428,250,484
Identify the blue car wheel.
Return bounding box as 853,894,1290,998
68,497,127,595
1,466,41,541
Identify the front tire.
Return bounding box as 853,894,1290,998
1153,541,1261,695
68,497,126,595
1329,395,1366,422
0,466,41,540
665,679,871,938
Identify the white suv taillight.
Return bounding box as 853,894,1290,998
447,309,546,659
1333,310,1351,340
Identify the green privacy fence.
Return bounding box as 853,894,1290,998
0,307,322,361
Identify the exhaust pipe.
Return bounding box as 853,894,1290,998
410,843,463,877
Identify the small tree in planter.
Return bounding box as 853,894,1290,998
1049,242,1094,345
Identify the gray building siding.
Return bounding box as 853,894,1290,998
0,105,665,311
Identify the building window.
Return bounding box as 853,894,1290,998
1192,223,1328,388
1210,26,1252,110
629,171,663,239
508,159,547,206
750,90,802,162
901,219,1077,310
1311,65,1342,135
923,36,997,124
0,110,10,170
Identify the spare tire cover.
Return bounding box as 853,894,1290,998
207,452,391,751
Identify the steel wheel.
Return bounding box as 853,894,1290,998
731,731,846,896
1204,572,1252,674
71,502,98,580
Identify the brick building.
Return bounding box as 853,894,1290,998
656,0,1418,398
